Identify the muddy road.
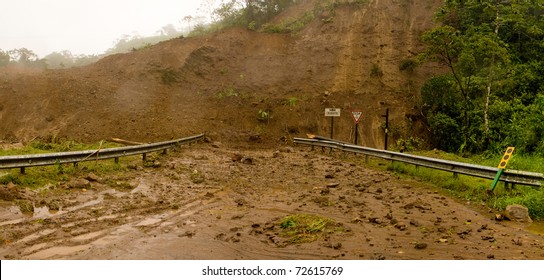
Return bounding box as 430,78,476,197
1,143,543,260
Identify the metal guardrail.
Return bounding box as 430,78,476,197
0,134,205,173
294,137,543,187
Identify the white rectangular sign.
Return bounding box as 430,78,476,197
325,108,341,117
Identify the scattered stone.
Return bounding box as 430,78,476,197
457,229,472,239
190,171,205,184
487,254,495,259
326,183,340,188
178,230,196,238
481,235,496,242
395,223,407,231
325,174,335,179
194,155,209,160
414,242,428,250
354,183,367,192
272,151,281,158
211,142,222,148
279,147,294,153
0,183,22,201
231,153,243,162
409,219,420,227
67,178,90,189
241,157,254,164
203,192,214,198
248,134,261,142
85,173,100,182
512,238,523,246
234,198,246,206
504,204,533,223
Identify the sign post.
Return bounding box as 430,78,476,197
351,110,363,145
325,108,341,139
489,147,515,192
382,109,389,150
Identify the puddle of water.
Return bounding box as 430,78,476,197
526,221,544,236
131,179,150,194
33,206,56,219
64,197,103,212
0,203,27,226
0,189,114,226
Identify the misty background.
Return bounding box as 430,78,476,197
0,0,219,69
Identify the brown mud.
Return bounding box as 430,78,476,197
1,143,543,260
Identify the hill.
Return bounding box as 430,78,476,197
0,0,445,148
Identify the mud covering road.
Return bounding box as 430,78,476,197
1,143,544,260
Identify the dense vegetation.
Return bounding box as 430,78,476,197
419,0,544,156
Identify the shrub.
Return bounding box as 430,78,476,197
399,59,416,73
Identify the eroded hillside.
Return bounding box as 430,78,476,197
0,0,444,147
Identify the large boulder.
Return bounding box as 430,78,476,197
504,204,533,223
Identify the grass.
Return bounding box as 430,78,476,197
278,214,345,244
361,149,544,220
0,140,137,189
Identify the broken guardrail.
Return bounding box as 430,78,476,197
294,137,543,187
0,134,205,174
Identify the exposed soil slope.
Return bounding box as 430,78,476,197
8,0,540,261
0,0,444,147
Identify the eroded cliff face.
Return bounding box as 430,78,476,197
0,0,444,147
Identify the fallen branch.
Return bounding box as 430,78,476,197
108,138,144,146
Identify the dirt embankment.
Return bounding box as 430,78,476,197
1,144,543,260
0,0,444,147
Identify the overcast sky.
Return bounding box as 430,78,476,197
0,0,215,57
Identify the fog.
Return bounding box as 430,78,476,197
0,0,217,57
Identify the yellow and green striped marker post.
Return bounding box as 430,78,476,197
489,147,515,192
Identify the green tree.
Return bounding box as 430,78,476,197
8,48,39,64
211,0,297,30
420,0,544,154
44,50,75,69
0,49,9,66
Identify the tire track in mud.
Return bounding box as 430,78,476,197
2,144,544,260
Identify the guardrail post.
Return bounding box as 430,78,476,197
142,153,147,162
115,157,119,164
20,167,25,174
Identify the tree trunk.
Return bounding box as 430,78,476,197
484,2,501,134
